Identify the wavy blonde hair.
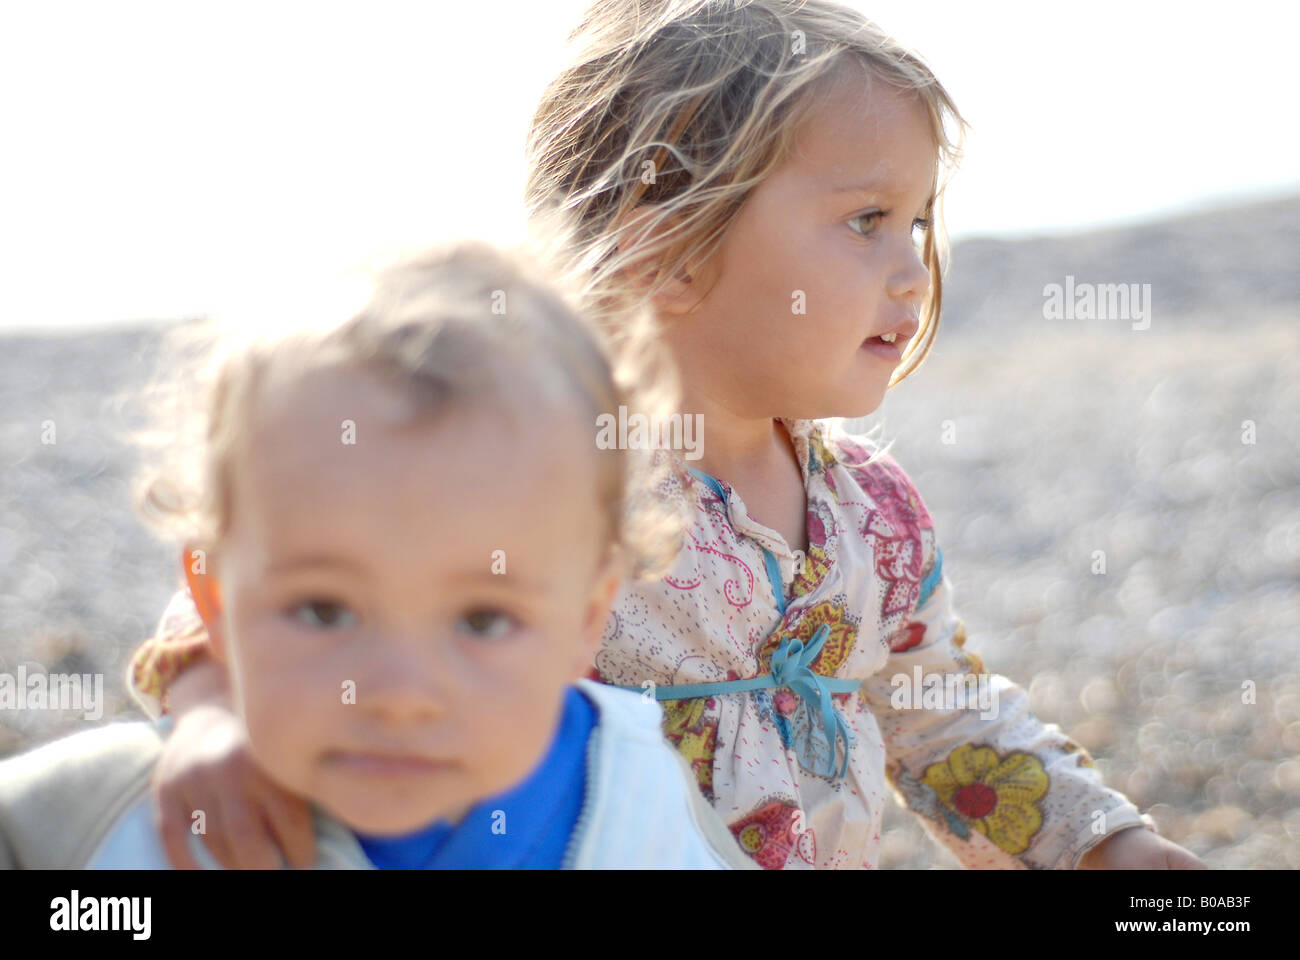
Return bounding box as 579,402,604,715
129,238,688,582
525,0,966,390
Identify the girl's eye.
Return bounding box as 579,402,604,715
847,210,883,237
456,609,518,640
291,600,357,631
847,211,933,244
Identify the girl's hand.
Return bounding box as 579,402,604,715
1078,826,1209,869
151,661,317,870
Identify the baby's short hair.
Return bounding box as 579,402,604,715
131,240,687,580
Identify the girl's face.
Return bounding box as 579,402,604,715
193,362,619,835
661,67,937,420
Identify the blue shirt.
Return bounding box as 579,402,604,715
353,685,597,869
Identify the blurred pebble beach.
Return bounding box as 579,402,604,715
1,195,1297,869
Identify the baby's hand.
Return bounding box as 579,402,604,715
151,701,317,870
1078,826,1208,869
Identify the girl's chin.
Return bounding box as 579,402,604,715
787,396,886,421
780,379,889,421
833,384,889,420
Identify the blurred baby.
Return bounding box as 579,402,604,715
0,241,754,870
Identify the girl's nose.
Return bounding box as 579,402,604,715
887,241,931,307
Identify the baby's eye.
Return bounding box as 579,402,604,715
290,600,357,631
912,217,933,247
455,608,518,640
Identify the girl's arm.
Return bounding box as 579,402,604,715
130,587,317,869
129,586,219,719
853,463,1203,869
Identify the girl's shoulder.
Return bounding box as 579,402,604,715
804,418,934,519
807,418,944,599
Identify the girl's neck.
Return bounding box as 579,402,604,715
681,388,792,483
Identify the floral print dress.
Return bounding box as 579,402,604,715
590,417,1157,869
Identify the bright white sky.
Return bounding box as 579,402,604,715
1,0,1296,329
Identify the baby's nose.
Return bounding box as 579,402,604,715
345,642,451,720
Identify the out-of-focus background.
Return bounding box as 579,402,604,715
849,195,1300,868
2,0,1298,868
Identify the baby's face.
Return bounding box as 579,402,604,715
206,362,616,835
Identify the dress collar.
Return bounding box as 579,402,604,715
776,417,819,480
674,417,831,562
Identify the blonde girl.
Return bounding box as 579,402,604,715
128,0,1204,870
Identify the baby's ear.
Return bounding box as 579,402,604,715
180,542,228,664
577,545,626,671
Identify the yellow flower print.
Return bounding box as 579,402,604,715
661,697,718,798
792,543,832,599
808,427,838,473
756,598,857,677
921,744,1048,855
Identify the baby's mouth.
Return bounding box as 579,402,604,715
325,750,456,778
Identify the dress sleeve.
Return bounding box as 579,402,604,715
853,459,1158,869
126,584,213,719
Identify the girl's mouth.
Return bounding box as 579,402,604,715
861,334,903,361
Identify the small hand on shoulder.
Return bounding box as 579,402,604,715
150,656,317,870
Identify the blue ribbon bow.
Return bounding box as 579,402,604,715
766,625,858,779
620,623,861,779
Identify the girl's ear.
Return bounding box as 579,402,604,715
610,205,711,316
181,542,228,665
